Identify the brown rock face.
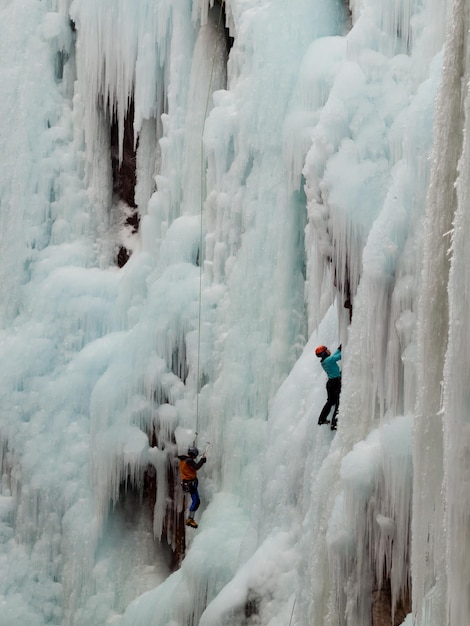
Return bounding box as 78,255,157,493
372,587,411,626
110,100,139,267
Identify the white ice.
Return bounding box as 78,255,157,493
0,0,467,625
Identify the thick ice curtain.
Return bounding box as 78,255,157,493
442,3,470,625
412,1,466,624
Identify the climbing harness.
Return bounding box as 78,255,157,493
181,479,196,493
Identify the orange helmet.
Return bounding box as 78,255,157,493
315,345,328,357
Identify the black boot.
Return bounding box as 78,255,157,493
318,404,331,425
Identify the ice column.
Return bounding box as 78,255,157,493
412,1,466,624
441,2,470,624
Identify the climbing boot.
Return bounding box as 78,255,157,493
186,518,198,528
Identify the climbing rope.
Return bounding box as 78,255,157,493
195,0,226,440
288,597,296,626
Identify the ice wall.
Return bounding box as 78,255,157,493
0,0,468,625
413,0,470,625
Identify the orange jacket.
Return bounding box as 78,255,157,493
179,455,206,481
180,459,197,481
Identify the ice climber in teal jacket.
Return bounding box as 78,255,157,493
315,345,342,430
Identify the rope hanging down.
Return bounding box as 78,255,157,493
194,1,226,440
288,597,296,626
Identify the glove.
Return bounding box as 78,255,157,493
338,344,342,351
201,456,207,463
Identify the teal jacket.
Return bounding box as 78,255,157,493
321,349,342,379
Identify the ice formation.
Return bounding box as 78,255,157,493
0,0,468,625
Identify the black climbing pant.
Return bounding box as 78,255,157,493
318,377,341,425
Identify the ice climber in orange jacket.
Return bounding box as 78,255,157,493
178,447,207,528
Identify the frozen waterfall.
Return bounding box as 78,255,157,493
0,0,468,625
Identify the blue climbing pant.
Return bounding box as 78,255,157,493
189,479,200,512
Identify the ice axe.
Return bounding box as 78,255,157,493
201,442,212,457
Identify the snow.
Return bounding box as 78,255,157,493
0,0,467,625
